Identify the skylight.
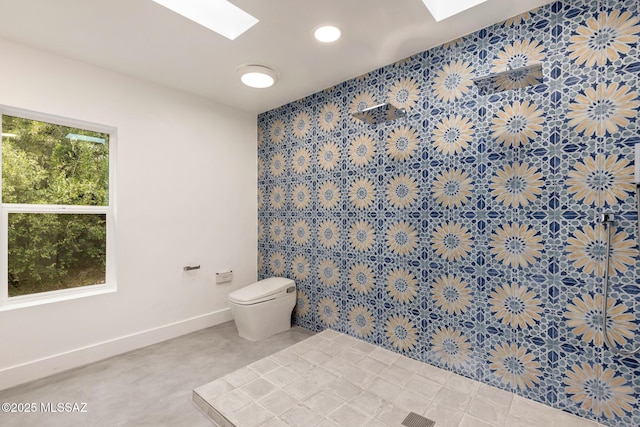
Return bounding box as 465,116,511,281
151,0,258,40
420,0,487,21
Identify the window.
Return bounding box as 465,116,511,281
0,107,116,309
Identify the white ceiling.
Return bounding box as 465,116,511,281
0,0,555,114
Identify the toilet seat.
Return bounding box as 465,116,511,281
228,277,295,305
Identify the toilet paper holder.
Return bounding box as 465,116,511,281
183,265,201,271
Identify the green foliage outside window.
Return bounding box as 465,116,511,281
2,115,109,297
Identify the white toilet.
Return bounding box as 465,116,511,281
227,277,296,341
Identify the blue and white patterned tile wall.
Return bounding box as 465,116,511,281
257,1,640,425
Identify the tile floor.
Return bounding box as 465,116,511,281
194,330,605,427
0,322,313,427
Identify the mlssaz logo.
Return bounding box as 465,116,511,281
40,402,88,413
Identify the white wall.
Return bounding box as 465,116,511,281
0,38,257,390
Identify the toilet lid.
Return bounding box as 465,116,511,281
228,277,296,305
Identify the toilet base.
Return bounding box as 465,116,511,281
229,294,296,341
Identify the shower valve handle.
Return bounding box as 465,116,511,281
598,213,614,224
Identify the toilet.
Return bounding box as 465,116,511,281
227,277,296,341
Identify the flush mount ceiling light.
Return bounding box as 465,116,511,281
151,0,258,40
238,65,278,89
420,0,487,21
314,25,341,43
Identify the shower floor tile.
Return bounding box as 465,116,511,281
193,330,604,427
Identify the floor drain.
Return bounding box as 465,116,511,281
401,412,436,427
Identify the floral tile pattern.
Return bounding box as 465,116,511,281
257,1,640,425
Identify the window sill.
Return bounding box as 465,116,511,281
0,284,116,312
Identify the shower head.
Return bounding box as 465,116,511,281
473,63,543,95
352,103,407,125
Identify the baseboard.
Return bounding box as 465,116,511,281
0,308,233,391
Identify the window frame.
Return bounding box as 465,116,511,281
0,105,117,311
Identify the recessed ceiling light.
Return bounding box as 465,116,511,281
151,0,258,40
314,25,341,43
238,65,278,89
420,0,487,21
